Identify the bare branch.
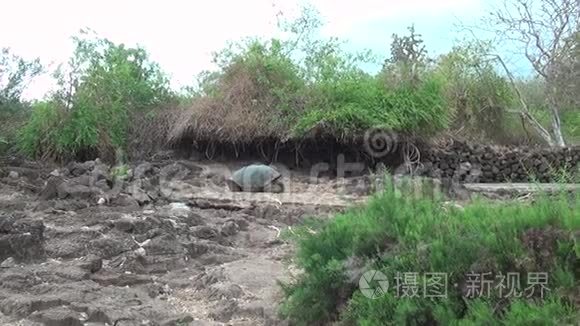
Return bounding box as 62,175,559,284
482,0,578,147
491,54,555,146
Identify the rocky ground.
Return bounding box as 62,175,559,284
2,155,572,326
0,156,371,326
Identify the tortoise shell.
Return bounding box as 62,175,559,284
228,164,282,192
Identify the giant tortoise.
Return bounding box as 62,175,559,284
225,164,285,193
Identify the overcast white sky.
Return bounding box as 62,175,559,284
1,0,505,99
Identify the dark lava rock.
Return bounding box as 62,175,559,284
208,299,239,322
111,217,140,233
190,226,220,240
30,306,84,326
39,175,65,200
143,234,186,256
110,194,140,208
159,313,194,326
159,163,191,182
219,221,240,237
255,204,281,220
90,272,153,287
56,180,102,200
88,236,136,259
133,162,156,180
0,216,45,261
75,254,103,273
0,295,68,318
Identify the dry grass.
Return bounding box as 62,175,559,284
167,62,295,146
128,106,182,160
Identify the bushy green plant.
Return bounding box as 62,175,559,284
111,164,129,182
435,41,516,142
19,30,173,161
280,178,579,325
0,48,42,154
382,25,429,88
294,22,448,138
188,17,448,142
514,76,579,145
175,37,307,143
18,101,63,159
218,38,305,115
294,72,448,137
561,110,580,144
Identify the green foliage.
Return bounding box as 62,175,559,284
18,101,62,158
9,6,576,158
295,72,448,137
0,48,42,154
111,164,129,182
435,41,516,142
517,78,580,145
561,110,580,144
280,178,579,325
382,25,430,88
19,30,173,161
181,37,307,142
225,38,305,114
294,23,448,137
193,18,448,141
0,48,42,104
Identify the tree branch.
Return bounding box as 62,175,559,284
491,54,556,146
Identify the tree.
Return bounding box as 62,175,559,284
435,40,515,142
51,29,172,111
382,25,429,88
0,48,42,107
488,0,579,147
19,29,174,161
0,48,42,152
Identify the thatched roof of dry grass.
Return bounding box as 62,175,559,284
167,97,289,144
167,62,299,145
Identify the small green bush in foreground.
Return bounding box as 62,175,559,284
280,180,579,325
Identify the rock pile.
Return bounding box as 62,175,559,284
0,215,45,262
419,141,580,183
37,159,203,207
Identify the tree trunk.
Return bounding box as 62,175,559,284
547,83,566,147
548,85,566,147
550,106,566,147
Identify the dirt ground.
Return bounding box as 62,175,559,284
0,157,371,326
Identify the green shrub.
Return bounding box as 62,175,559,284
561,110,580,145
280,179,579,325
0,48,42,154
180,22,448,143
435,41,516,143
111,164,129,181
19,30,173,161
18,101,63,159
214,38,306,120
168,38,307,143
294,72,447,137
0,105,30,155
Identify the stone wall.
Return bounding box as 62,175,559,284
418,140,580,183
